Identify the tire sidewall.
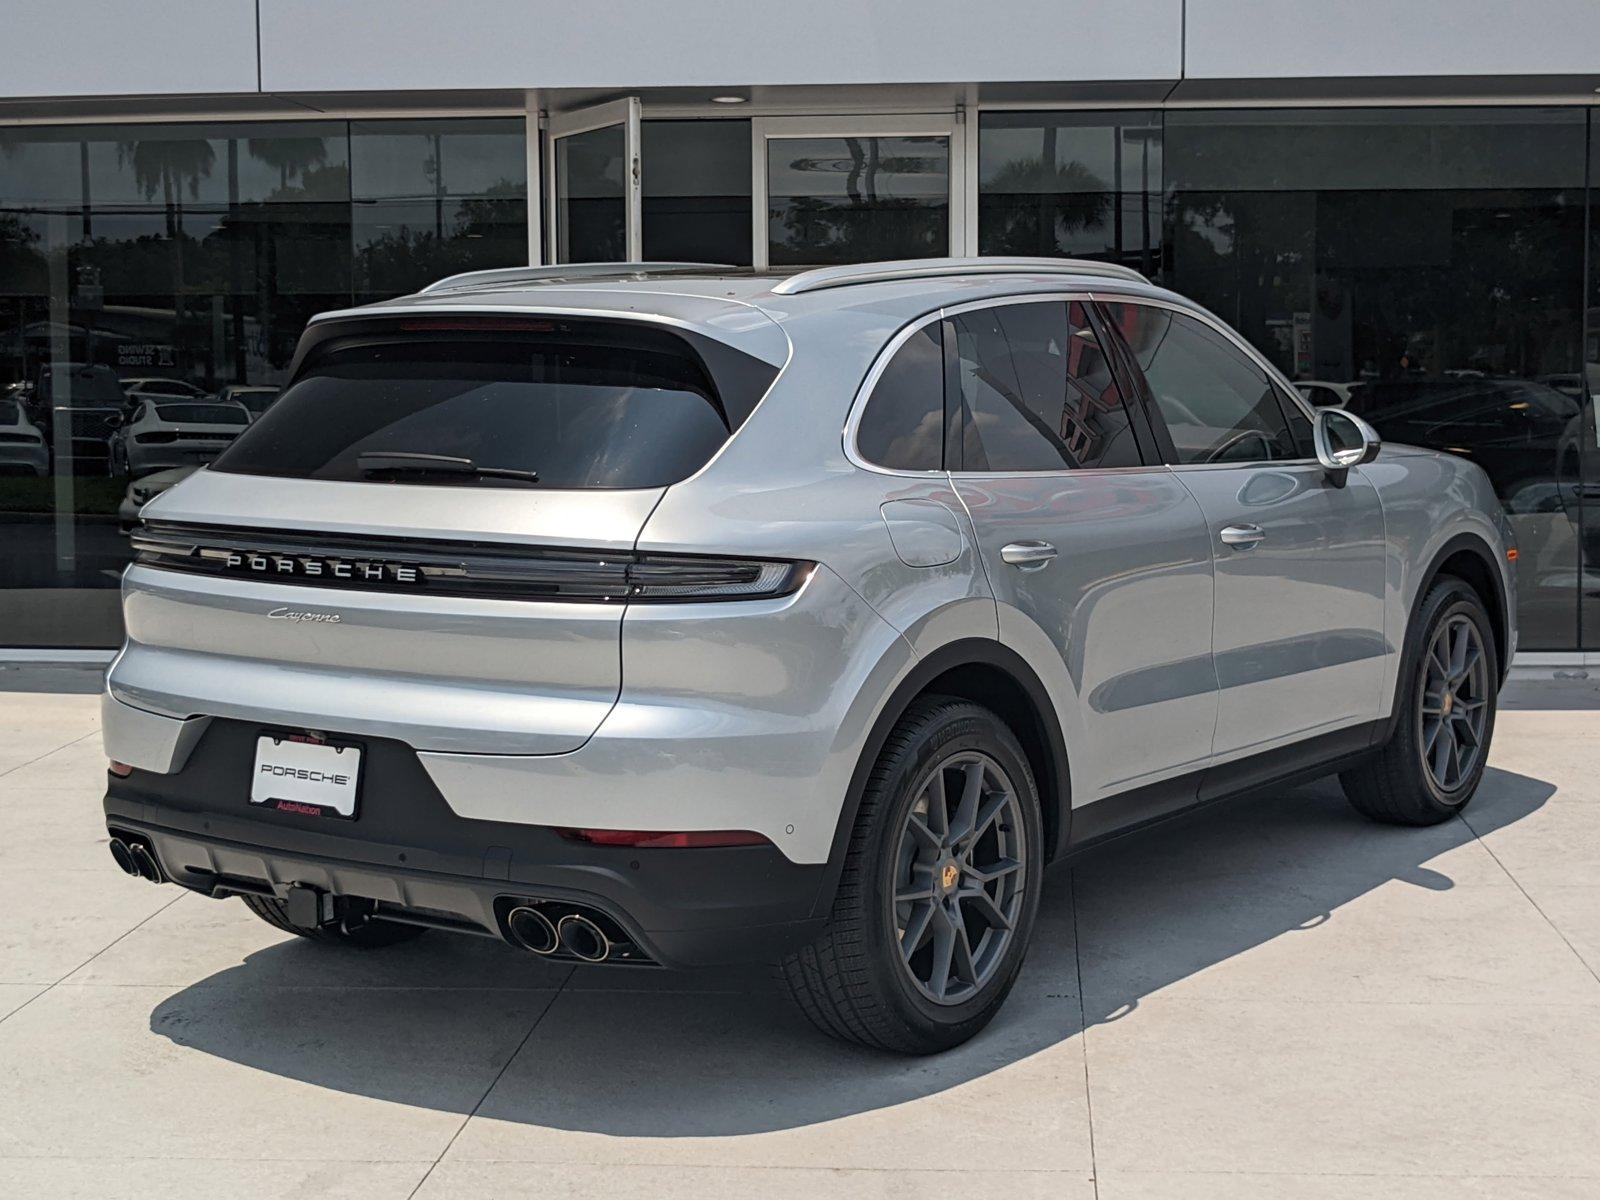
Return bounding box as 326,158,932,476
863,705,1044,1042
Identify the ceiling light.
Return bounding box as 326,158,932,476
711,95,747,104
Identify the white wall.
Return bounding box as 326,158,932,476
7,0,1599,103
255,0,1180,92
1185,0,1600,80
5,1,259,98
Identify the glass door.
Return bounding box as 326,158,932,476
751,115,966,269
547,97,641,263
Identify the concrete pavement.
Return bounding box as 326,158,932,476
0,682,1596,1198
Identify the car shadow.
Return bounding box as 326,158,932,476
148,765,1555,1137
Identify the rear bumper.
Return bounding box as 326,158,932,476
104,718,827,968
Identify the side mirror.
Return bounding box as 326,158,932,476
1313,407,1380,485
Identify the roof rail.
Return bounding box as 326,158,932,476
418,262,736,295
769,256,1147,296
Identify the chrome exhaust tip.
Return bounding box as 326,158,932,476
557,913,611,963
506,906,560,955
108,838,139,877
127,842,165,883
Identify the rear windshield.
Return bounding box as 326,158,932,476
213,321,767,490
155,403,249,425
44,369,124,404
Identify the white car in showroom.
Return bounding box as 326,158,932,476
108,398,251,477
0,396,49,476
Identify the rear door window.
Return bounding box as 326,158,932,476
213,320,774,490
949,300,1142,471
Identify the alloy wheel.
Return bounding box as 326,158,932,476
1418,614,1489,792
891,750,1026,1005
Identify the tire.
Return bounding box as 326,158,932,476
778,696,1044,1054
239,893,428,948
1341,576,1499,825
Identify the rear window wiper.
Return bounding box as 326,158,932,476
356,451,540,485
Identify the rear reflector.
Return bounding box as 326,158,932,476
108,760,133,777
560,828,770,849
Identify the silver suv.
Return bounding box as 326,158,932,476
101,258,1516,1053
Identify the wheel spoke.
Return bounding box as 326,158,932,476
899,900,936,962
927,906,957,999
959,886,1014,931
964,856,1022,884
948,761,984,845
895,865,938,906
904,815,941,856
948,906,978,987
1430,721,1454,783
924,769,949,840
960,790,1012,852
1448,621,1470,678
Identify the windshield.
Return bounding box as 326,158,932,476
214,322,766,490
155,403,249,425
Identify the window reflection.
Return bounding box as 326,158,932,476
767,135,949,266
0,118,527,648
1163,108,1588,650
979,111,1161,274
642,120,751,265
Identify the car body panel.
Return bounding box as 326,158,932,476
952,467,1218,801
1171,461,1388,758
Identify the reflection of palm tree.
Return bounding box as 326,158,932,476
982,158,1110,256
117,139,215,237
246,136,329,194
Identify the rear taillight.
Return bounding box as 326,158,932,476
560,828,771,849
131,522,813,604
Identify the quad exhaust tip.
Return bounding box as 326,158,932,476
505,906,560,955
108,836,165,883
557,913,611,963
108,838,139,877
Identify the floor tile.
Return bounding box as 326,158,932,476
450,986,1092,1170
1086,997,1600,1178
0,982,557,1161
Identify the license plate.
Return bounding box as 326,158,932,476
250,735,361,819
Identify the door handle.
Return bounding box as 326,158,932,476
1219,524,1266,548
1001,540,1058,570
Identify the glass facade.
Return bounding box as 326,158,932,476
0,118,527,647
3,104,1599,653
982,107,1599,651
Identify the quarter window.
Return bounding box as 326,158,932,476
856,323,946,471
1104,303,1299,464
950,300,1141,472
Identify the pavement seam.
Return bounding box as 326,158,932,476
0,888,187,1029
404,969,573,1199
1069,867,1100,1200
1457,810,1600,990
0,727,102,782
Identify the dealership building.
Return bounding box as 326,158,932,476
3,0,1600,668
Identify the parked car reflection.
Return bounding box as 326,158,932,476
36,363,127,475
108,399,251,476
0,397,49,477
215,384,282,420
118,465,197,533
1345,378,1579,503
